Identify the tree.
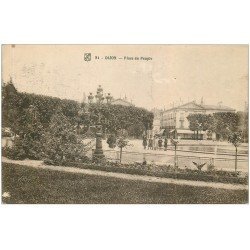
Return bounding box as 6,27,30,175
213,112,240,140
3,102,46,160
116,136,130,163
228,131,243,172
237,111,248,142
2,83,154,138
87,104,154,136
127,122,145,138
43,111,90,165
187,114,211,140
107,134,116,148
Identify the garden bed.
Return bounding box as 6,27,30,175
64,161,248,185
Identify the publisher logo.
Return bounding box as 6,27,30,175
84,53,91,61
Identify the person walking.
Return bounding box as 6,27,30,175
164,138,168,151
143,135,147,150
148,136,153,150
158,137,163,150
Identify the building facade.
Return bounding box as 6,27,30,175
111,98,134,107
160,101,235,140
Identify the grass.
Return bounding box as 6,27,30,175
2,162,248,204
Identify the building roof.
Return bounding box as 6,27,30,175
200,104,235,111
163,101,235,113
111,98,134,106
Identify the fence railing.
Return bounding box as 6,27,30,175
100,149,248,172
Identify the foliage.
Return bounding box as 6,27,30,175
2,82,153,163
63,161,248,185
187,112,247,141
2,141,26,160
212,112,240,140
107,134,117,148
2,83,153,139
237,111,248,142
85,103,153,136
2,101,46,160
43,112,90,165
187,113,212,139
116,136,130,149
2,83,79,134
207,163,215,172
127,121,145,138
228,131,244,148
115,129,131,163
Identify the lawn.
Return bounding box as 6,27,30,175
2,163,248,204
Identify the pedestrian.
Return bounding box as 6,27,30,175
164,138,168,151
143,135,147,150
158,137,163,150
148,136,153,150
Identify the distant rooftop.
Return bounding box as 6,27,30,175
163,101,235,112
201,104,235,111
111,98,134,106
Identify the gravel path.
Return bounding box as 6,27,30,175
2,157,248,191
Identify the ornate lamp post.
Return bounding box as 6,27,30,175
92,113,105,163
95,85,105,104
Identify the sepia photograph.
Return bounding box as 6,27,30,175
1,44,248,204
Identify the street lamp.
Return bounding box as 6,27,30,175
92,113,105,163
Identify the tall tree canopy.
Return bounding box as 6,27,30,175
187,112,246,141
2,83,153,137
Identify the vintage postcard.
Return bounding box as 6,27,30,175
1,45,248,204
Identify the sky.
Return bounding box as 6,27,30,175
2,45,248,111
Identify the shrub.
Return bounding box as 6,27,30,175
107,134,116,148
62,160,248,185
2,140,26,160
43,112,91,165
207,163,215,172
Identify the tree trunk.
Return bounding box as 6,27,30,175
235,146,238,172
120,147,122,163
196,130,199,140
174,145,177,168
